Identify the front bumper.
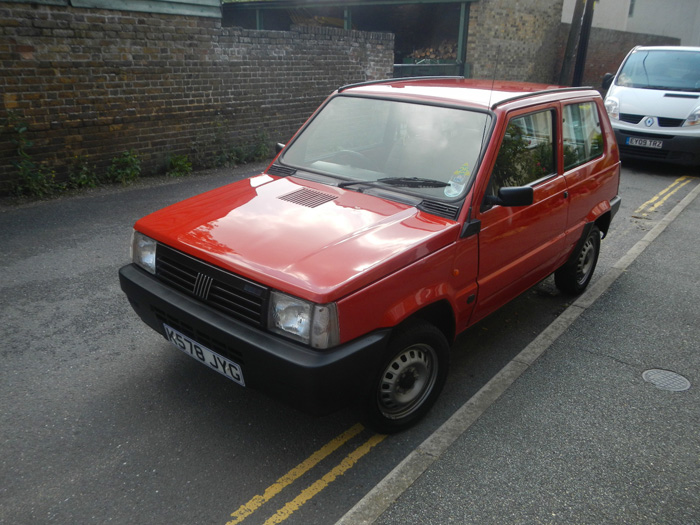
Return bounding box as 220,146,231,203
119,264,391,415
613,127,700,166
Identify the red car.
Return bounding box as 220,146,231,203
120,78,621,433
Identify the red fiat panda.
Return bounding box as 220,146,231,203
120,78,621,433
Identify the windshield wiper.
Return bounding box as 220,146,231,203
338,177,449,190
377,177,449,188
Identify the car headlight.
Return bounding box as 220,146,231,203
683,106,700,127
604,97,619,120
268,291,339,349
131,231,157,274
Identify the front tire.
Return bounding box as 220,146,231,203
555,225,601,295
363,321,449,434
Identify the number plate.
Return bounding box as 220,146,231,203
626,137,663,149
164,324,245,386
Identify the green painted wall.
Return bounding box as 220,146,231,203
7,0,221,17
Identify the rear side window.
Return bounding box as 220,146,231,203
563,102,603,170
488,109,555,196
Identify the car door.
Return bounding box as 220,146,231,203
561,99,610,245
472,106,569,323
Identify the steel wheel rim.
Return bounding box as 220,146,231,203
576,236,596,285
377,343,437,420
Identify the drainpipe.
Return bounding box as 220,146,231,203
572,0,596,86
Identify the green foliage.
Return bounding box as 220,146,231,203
13,159,60,198
250,131,272,161
167,154,193,177
196,127,272,169
3,110,273,198
107,150,141,185
3,111,61,198
230,131,272,165
67,155,100,189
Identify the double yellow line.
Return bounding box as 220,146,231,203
226,423,386,525
634,175,697,216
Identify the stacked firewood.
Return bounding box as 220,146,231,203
408,40,457,61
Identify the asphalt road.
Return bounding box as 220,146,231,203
1,160,697,525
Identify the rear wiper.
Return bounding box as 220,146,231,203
337,177,448,190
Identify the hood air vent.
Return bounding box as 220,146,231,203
419,200,460,220
278,188,338,208
267,164,297,177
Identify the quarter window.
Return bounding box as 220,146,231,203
563,102,604,170
487,110,555,197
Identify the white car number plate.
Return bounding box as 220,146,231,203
626,137,663,149
164,324,245,386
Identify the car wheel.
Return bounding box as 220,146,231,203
363,321,449,434
555,225,601,295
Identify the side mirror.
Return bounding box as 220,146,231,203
602,73,614,90
485,186,534,207
275,143,285,154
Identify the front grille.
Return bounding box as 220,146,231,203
621,130,672,140
619,113,643,124
619,144,670,160
658,117,684,128
619,114,684,127
156,244,268,327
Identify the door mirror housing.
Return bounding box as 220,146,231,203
485,186,534,208
602,73,614,91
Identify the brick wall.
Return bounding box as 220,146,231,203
464,0,679,88
467,0,565,83
0,2,394,193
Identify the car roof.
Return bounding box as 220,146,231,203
632,46,700,53
337,77,593,111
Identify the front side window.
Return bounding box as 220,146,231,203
563,102,604,170
281,95,490,201
487,109,555,198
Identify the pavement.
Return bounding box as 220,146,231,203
339,184,700,524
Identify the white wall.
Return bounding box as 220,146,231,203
561,0,700,46
561,0,630,31
626,0,700,46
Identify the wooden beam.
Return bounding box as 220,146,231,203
11,0,68,5
224,0,480,11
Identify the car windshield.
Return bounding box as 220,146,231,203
280,95,490,201
616,49,700,92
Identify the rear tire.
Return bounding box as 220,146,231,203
555,225,600,295
363,321,449,434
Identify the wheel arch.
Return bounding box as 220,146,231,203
397,299,456,343
595,209,612,238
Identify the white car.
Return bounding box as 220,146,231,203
603,46,700,166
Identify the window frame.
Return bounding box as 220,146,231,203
562,100,605,172
483,107,558,208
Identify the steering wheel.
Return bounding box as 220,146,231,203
332,149,378,171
